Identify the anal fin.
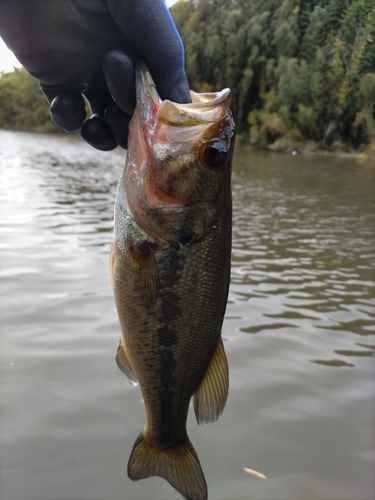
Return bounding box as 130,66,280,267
193,338,229,424
116,338,138,385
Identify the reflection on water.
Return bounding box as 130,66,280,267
231,152,374,361
1,131,374,500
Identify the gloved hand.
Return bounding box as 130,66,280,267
0,0,191,150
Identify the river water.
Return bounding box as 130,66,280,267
0,130,374,500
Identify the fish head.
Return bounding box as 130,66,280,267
123,64,235,247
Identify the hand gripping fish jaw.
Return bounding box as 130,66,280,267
111,64,235,500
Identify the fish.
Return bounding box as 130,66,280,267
110,64,235,500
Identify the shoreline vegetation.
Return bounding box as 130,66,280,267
171,0,375,161
1,0,374,160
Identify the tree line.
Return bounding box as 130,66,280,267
171,0,375,151
0,67,54,133
1,0,374,151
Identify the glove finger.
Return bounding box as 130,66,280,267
105,102,131,149
102,50,136,117
83,83,113,115
146,55,191,105
44,91,86,133
107,0,191,104
81,114,117,151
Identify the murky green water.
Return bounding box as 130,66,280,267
1,130,374,500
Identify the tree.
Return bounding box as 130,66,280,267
0,68,53,132
171,0,375,150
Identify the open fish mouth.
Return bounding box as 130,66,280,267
122,64,235,247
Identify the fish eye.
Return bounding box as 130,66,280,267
200,141,228,169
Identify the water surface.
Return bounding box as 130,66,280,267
1,130,374,500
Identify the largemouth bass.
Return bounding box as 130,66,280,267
110,65,235,500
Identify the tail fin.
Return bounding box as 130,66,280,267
128,432,207,500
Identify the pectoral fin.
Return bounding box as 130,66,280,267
116,339,138,385
193,338,229,424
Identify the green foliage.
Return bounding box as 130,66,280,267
1,2,374,149
0,67,54,132
172,0,375,149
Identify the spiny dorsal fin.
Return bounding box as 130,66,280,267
193,338,229,424
128,432,207,500
116,339,138,385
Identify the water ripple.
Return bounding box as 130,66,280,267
1,133,374,500
231,150,375,369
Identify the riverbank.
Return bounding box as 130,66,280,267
2,125,374,163
236,134,375,163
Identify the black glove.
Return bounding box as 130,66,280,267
0,0,191,150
